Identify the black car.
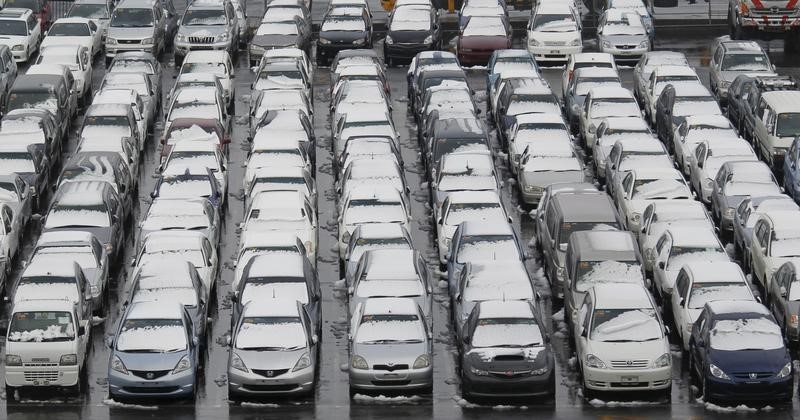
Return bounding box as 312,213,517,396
688,300,793,405
459,300,554,401
426,116,489,173
316,6,373,66
0,142,49,211
654,83,720,151
383,4,440,66
249,16,311,67
407,50,460,108
60,152,134,211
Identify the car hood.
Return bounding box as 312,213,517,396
523,170,584,188
0,36,27,45
107,27,154,39
465,345,550,370
318,31,367,43
710,347,788,374
388,30,430,44
116,350,187,371
460,35,508,48
604,34,647,45
44,226,112,246
587,338,668,361
720,71,776,83
178,26,226,37
530,30,580,42
236,347,307,370
252,34,301,48
352,342,427,366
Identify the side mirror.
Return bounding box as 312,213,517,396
658,261,665,270
780,286,787,298
105,335,114,348
78,325,86,336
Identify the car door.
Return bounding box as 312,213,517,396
784,140,799,198
618,172,635,227
2,205,16,260
689,310,708,374
751,220,769,286
670,269,691,343
709,46,723,93
653,233,671,294
769,265,788,327
575,296,592,367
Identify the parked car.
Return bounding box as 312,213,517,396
457,15,511,66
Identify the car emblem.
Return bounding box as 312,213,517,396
749,372,757,379
266,370,274,377
146,372,154,379
505,370,514,377
626,360,633,366
772,6,780,13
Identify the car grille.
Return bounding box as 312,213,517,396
544,40,566,46
252,368,289,378
23,362,57,367
24,371,59,382
242,383,298,392
615,44,636,50
130,370,171,380
489,370,532,379
732,372,773,379
370,380,411,386
610,360,649,369
189,36,215,44
373,364,408,372
123,386,180,394
117,39,140,45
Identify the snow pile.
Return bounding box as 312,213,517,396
454,396,481,408
588,399,660,407
240,402,280,408
333,278,347,289
352,394,423,404
703,403,769,413
102,399,158,410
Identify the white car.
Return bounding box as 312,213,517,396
643,65,699,124
91,88,148,146
139,198,220,248
632,51,688,106
344,223,413,281
247,166,316,211
35,45,93,105
0,8,41,62
612,167,693,233
518,142,584,205
596,9,650,61
338,186,411,259
561,52,617,98
179,50,235,108
160,140,227,198
526,2,582,62
750,209,800,290
508,112,570,174
432,152,498,220
579,86,640,150
244,136,310,193
687,136,757,204
574,283,670,399
134,230,219,292
603,137,673,197
638,200,714,272
41,17,102,56
435,191,508,266
672,115,737,175
261,47,313,81
338,157,408,209
165,87,228,137
594,132,654,183
233,233,308,291
652,227,729,301
669,261,755,350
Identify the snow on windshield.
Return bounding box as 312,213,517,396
710,317,783,351
591,308,661,342
8,311,75,342
355,314,424,343
457,238,518,262
462,17,506,37
116,319,188,352
688,283,752,309
45,206,110,228
471,318,543,348
235,317,307,350
576,261,642,292
632,179,690,199
391,8,431,31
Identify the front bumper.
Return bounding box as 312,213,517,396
105,42,157,58
527,45,582,62
384,43,432,60
174,40,231,57
739,16,800,33
461,369,554,398
349,365,433,391
583,365,671,392
9,45,30,62
108,367,195,399
5,365,79,387
601,45,648,61
703,374,792,402
228,366,314,396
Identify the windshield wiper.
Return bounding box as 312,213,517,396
602,339,638,343
241,346,284,351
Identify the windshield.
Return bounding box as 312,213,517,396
48,22,90,36
355,313,424,344
558,222,619,245
37,53,80,70
0,20,29,36
591,98,639,119
533,14,577,32
321,17,366,32
456,234,518,263
181,62,226,76
710,317,783,351
721,53,770,72
111,8,154,27
182,9,227,25
391,8,431,31
444,202,503,226
235,316,307,350
158,177,214,198
687,282,752,309
462,17,505,37
8,311,75,342
0,152,35,173
44,203,110,228
575,260,642,292
590,308,662,342
110,60,153,74
241,278,308,304
68,4,109,19
345,202,406,225
7,92,57,111
775,113,800,137
471,317,543,348
116,318,188,352
667,246,724,269
141,248,205,267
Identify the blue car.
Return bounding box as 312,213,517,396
106,301,200,400
688,301,793,404
783,137,800,203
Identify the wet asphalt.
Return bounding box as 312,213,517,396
1,0,800,419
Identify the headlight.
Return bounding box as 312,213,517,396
230,352,247,372
318,38,331,45
351,355,369,370
5,354,21,366
586,353,606,369
175,34,186,42
217,32,229,42
569,38,581,46
141,37,153,44
469,366,489,376
385,35,393,45
292,352,311,372
342,230,351,245
528,38,540,47
413,354,430,369
11,45,23,51
423,35,433,44
531,366,548,375
106,38,117,45
631,213,641,223
602,40,612,48
723,208,735,219
651,353,671,368
777,362,792,378
60,354,78,366
352,38,365,45
709,363,729,380
790,314,798,327
111,355,128,374
638,40,649,48
172,355,191,374
703,178,713,190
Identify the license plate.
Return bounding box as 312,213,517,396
33,380,49,386
549,50,560,54
621,376,639,382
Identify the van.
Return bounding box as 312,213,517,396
752,90,800,172
105,0,169,66
5,74,71,140
540,192,621,297
25,64,78,118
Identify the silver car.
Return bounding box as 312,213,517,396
173,0,238,66
597,9,650,62
348,297,432,396
227,299,317,398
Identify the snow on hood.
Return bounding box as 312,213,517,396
116,324,188,352
467,346,544,362
576,261,643,292
355,319,425,343
471,322,543,349
710,318,783,351
235,319,307,350
592,309,662,342
167,125,220,144
633,179,691,200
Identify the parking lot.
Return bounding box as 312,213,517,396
1,0,800,418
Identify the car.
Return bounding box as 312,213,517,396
435,191,508,268
173,0,238,66
750,210,800,291
244,137,312,194
249,18,310,67
337,135,400,175
485,49,538,92
66,0,113,40
0,141,49,211
632,51,688,106
561,52,616,98
104,0,169,65
457,15,512,66
574,283,670,399
106,301,200,400
343,223,412,279
458,300,554,401
594,131,654,183
333,110,396,159
766,259,800,347
426,117,488,174
606,0,654,38
227,299,318,398
338,186,410,259
133,230,218,293
687,137,758,204
316,6,372,66
5,0,49,31
672,115,737,173
0,202,20,278
494,83,560,145
413,68,468,116
383,4,439,65
0,8,42,63
139,197,219,247
6,74,71,139
710,160,781,233
81,105,142,167
41,17,103,56
43,181,125,252
160,118,228,162
0,173,32,229
348,297,433,396
518,141,584,205
107,52,163,103
98,72,157,130
526,2,582,63
507,112,570,173
782,136,800,201
232,233,307,289
670,261,755,350
10,255,92,319
260,47,313,81
338,157,407,206
178,50,234,109
249,89,310,136
151,171,222,210
241,190,317,264
596,9,650,62
406,51,460,108
165,87,228,139
751,90,800,171
651,227,729,301
708,36,775,106
417,83,474,127
565,67,622,132
74,128,139,183
643,65,700,124
733,195,797,271
612,168,693,233
159,139,227,198
579,86,640,150
167,72,225,108
252,61,310,105
688,301,792,404
432,152,498,217
603,137,672,198
654,84,722,149
638,200,714,273
246,166,316,211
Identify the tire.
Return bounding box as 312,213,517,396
5,386,18,401
701,375,712,404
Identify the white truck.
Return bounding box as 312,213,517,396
728,0,800,46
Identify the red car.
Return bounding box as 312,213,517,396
457,15,512,66
160,118,230,162
5,0,49,30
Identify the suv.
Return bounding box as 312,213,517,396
105,0,170,66
728,75,798,136
708,36,775,107
0,8,42,63
174,0,238,66
752,90,800,171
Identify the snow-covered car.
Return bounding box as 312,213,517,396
612,167,693,233
710,160,780,232
603,136,672,197
241,190,317,267
432,152,498,219
593,130,653,182
243,136,311,194
672,114,737,175
632,51,688,106
518,141,584,205
249,89,311,137
0,8,42,62
246,166,316,211
232,233,308,291
579,86,640,150
561,52,617,98
687,137,758,204
41,17,102,56
91,88,148,146
98,71,157,129
66,0,112,40
338,186,411,259
448,221,528,294
159,139,227,198
596,9,650,62
107,52,162,103
507,112,570,174
164,86,228,137
333,109,397,158
565,67,622,131
643,65,699,124
133,230,219,293
435,190,509,267
638,200,714,272
733,196,798,272
139,198,220,248
173,0,239,66
652,227,729,301
750,210,800,290
526,2,581,62
35,45,93,106
338,135,401,175
343,223,413,280
179,50,235,108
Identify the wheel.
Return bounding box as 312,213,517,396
5,386,18,401
701,375,712,404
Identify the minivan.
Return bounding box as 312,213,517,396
5,74,71,139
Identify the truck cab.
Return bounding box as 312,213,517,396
752,90,800,173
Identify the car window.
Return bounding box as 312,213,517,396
675,270,689,299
